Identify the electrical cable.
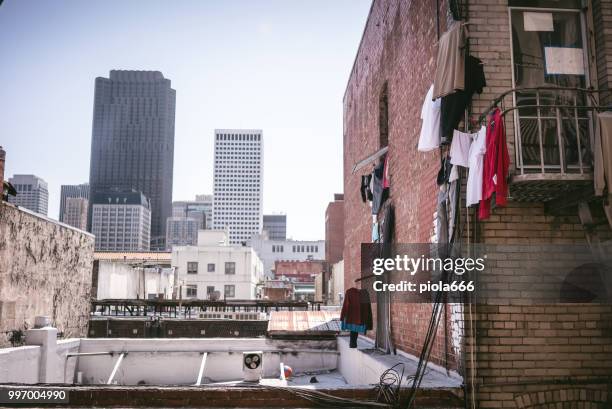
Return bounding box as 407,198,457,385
373,363,405,406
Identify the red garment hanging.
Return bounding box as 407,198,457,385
479,108,509,220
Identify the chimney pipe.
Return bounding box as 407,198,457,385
0,146,5,198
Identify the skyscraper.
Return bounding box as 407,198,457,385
172,194,213,229
7,174,48,215
263,214,287,240
59,183,89,223
62,197,88,230
91,191,151,251
212,129,263,244
88,70,176,250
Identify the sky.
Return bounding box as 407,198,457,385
0,0,371,240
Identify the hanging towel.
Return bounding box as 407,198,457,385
594,111,612,197
479,108,509,220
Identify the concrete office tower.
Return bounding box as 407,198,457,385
59,183,89,222
166,217,199,248
212,129,263,244
7,174,49,215
91,191,151,251
62,197,88,230
172,194,213,229
88,70,175,250
263,214,287,240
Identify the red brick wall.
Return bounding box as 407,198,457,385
343,0,454,367
274,260,327,282
343,0,612,406
325,195,345,264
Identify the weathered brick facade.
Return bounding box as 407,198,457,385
343,0,612,407
325,193,345,265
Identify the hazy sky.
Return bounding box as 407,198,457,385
0,0,370,240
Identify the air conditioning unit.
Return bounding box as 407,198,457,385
242,351,263,382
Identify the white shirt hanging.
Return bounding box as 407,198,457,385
449,129,472,167
417,85,441,152
466,126,487,207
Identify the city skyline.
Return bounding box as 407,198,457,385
0,0,371,240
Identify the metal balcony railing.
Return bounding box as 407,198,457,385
478,87,608,202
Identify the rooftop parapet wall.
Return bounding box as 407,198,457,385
0,203,94,347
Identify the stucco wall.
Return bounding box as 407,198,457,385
0,203,94,347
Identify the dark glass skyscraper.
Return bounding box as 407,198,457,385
88,70,176,249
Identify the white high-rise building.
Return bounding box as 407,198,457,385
8,174,49,215
212,129,263,244
91,191,151,251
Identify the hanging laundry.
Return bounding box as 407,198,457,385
340,287,373,348
432,21,469,100
594,111,612,197
466,126,487,207
418,85,442,152
436,156,453,186
479,108,509,220
382,154,390,188
360,174,373,203
440,56,486,143
449,129,472,167
378,201,394,244
371,160,387,215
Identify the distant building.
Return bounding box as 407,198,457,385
62,197,88,230
88,70,176,250
263,214,287,240
166,217,199,248
262,280,293,301
93,251,174,300
212,129,263,244
274,260,327,283
172,230,264,300
59,183,89,222
248,234,325,278
325,193,344,264
7,174,48,215
91,191,151,251
172,195,213,229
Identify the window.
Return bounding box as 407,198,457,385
207,286,215,295
510,7,591,174
207,263,215,272
224,284,235,298
225,262,236,275
187,262,198,274
185,285,197,297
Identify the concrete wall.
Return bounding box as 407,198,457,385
0,203,94,347
0,345,40,384
96,260,174,300
75,338,338,385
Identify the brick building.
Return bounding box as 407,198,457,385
343,0,612,408
274,260,327,283
325,193,345,264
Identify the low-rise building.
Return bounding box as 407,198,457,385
172,230,264,300
92,252,175,300
248,233,325,278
